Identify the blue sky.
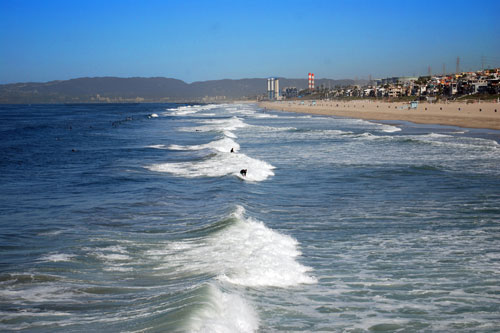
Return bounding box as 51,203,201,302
1,0,499,83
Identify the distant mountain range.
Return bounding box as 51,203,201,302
0,77,361,103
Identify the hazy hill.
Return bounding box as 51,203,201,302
0,77,358,103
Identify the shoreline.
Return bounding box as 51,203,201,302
259,100,500,130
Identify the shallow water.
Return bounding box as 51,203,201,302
1,103,499,332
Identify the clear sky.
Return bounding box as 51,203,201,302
1,0,499,83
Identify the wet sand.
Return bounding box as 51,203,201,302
259,100,500,130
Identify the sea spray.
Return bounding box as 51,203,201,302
179,116,249,133
186,283,259,333
152,206,316,331
168,137,240,153
214,206,317,287
147,151,274,181
156,206,316,288
165,104,219,116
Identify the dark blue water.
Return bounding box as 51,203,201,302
1,103,500,332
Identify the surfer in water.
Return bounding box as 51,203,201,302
240,169,247,177
231,148,234,153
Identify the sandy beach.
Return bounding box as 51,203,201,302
259,100,500,130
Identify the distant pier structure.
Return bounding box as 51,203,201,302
267,77,280,100
308,73,315,90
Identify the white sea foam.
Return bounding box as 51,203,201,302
0,285,79,303
379,124,401,132
223,130,237,138
39,253,75,262
353,132,379,140
101,245,128,253
89,245,132,261
148,151,274,182
322,129,352,135
414,133,499,150
95,253,131,261
169,137,239,153
427,133,451,138
180,117,249,134
187,283,259,333
254,114,277,118
214,207,317,287
85,245,133,272
146,144,167,149
166,105,199,116
158,206,316,288
255,125,296,132
103,266,133,272
166,104,219,116
0,309,71,319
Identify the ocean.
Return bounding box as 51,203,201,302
1,103,499,332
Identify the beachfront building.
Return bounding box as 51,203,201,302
388,86,403,98
473,81,488,94
373,69,500,98
267,78,281,100
283,87,298,99
278,67,499,102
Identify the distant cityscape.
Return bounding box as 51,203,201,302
267,68,500,102
1,68,499,104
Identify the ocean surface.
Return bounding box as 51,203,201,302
1,102,499,332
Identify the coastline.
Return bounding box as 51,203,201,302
259,100,500,130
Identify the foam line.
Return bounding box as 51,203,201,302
168,137,240,153
180,117,249,133
157,206,316,288
147,152,274,182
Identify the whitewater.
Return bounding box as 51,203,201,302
1,102,499,332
